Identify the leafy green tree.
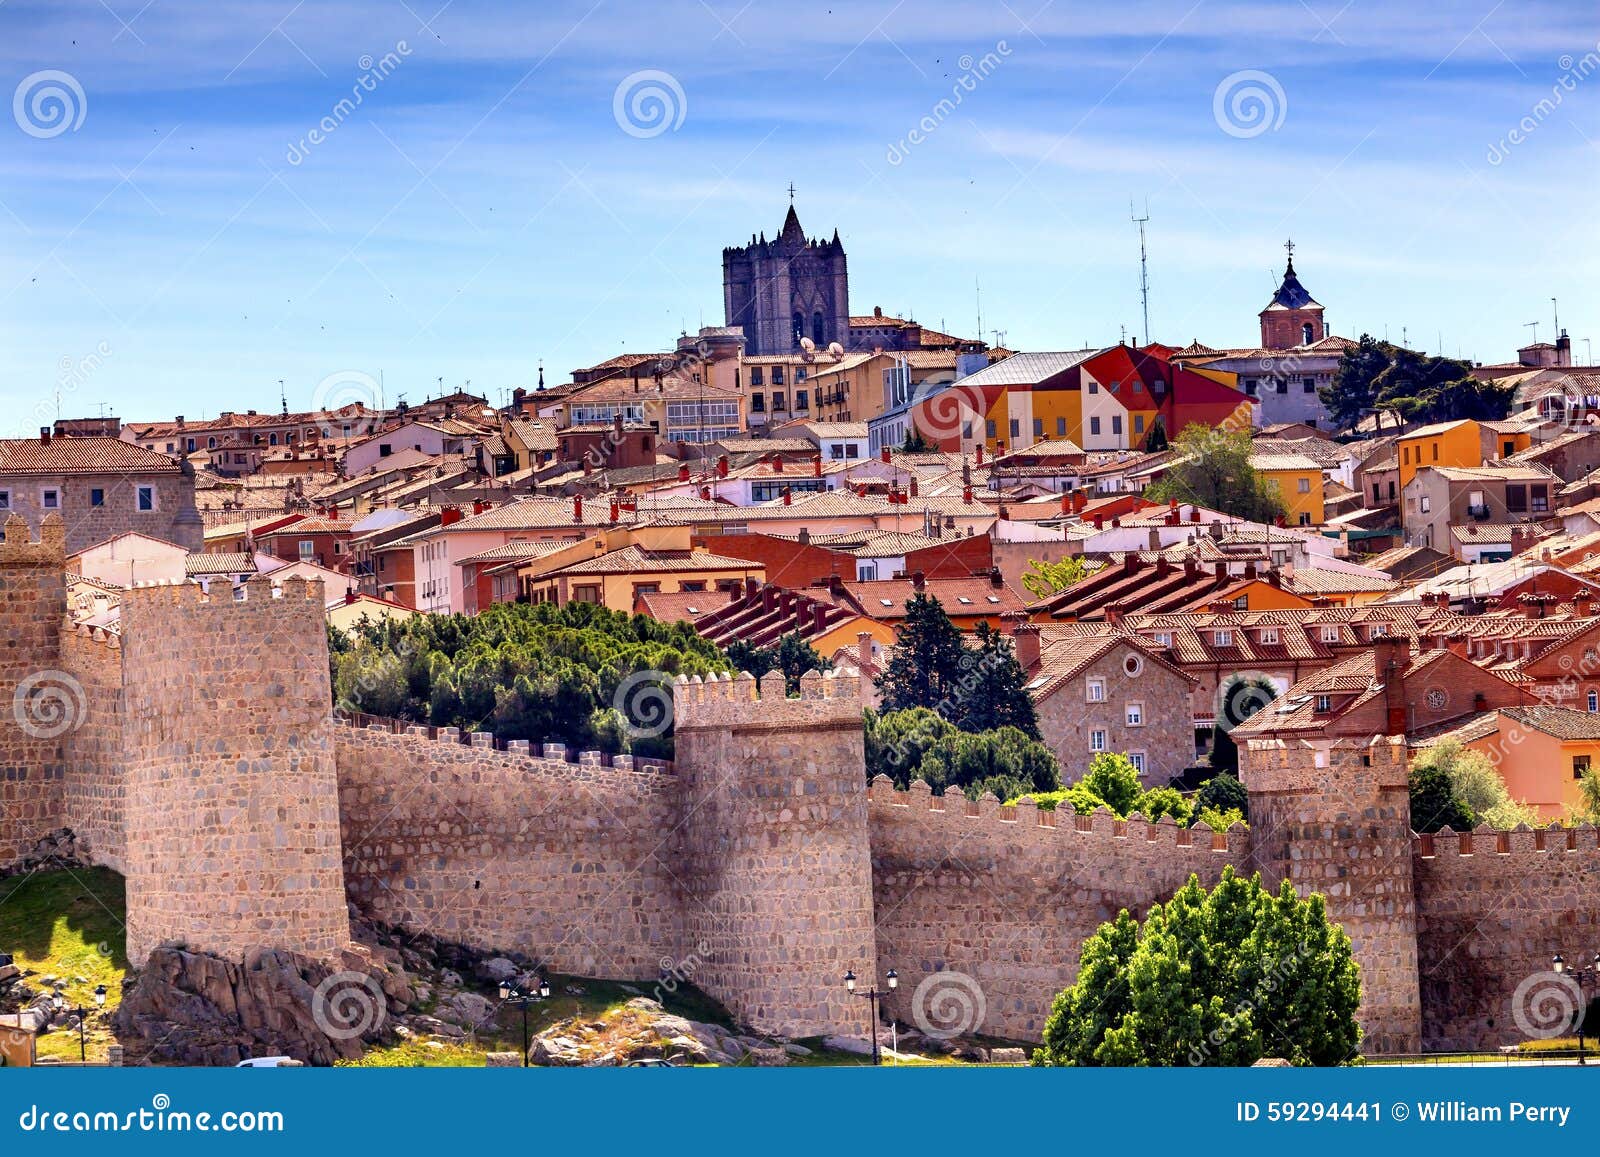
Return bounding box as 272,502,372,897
1408,740,1535,831
1196,774,1249,821
1062,752,1144,816
1320,333,1390,432
865,707,958,787
1136,786,1193,825
876,595,968,716
1036,867,1362,1067
1374,346,1513,425
1210,674,1281,775
1020,556,1092,599
866,709,1060,801
1572,768,1600,826
956,623,1040,739
1144,424,1286,523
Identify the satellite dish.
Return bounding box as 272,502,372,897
799,337,815,352
827,341,845,357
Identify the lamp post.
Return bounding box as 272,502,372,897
1552,953,1600,1064
498,975,550,1067
50,984,106,1063
843,967,897,1066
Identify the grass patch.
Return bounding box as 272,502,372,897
0,867,128,1063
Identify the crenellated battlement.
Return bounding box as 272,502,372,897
0,512,65,565
868,775,1250,857
119,573,325,607
673,666,863,731
332,716,676,779
1415,823,1600,858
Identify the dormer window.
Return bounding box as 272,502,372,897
1214,630,1233,647
1260,628,1280,645
1315,694,1333,713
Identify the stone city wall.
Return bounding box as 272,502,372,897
334,723,683,980
869,776,1249,1041
58,624,126,872
118,577,349,965
1413,825,1600,1053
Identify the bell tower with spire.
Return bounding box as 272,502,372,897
1259,239,1327,350
722,196,849,356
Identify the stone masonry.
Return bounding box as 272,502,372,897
3,529,1600,1053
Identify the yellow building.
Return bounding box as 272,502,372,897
1250,453,1325,526
1396,419,1532,490
504,524,766,612
809,350,961,423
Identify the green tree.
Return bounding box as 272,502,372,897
1020,555,1092,599
1319,333,1390,432
1145,424,1286,523
1210,674,1281,775
1062,752,1144,816
900,428,935,452
865,707,959,788
1036,866,1362,1067
955,623,1040,738
866,709,1061,801
1195,773,1249,821
726,632,831,694
1572,767,1600,826
875,594,969,715
1409,740,1536,831
1374,346,1513,425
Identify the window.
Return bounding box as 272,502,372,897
1086,677,1106,702
1126,702,1143,726
1134,414,1145,434
1315,694,1333,713
1302,322,1315,344
1056,417,1067,436
1260,628,1279,644
1589,690,1598,712
1274,378,1287,394
1302,376,1316,393
751,368,764,386
90,488,105,507
1033,418,1044,437
0,489,13,510
207,436,218,449
1576,755,1592,780
772,392,786,411
1233,595,1248,610
1129,752,1146,774
1533,484,1549,513
1419,495,1431,514
572,584,602,604
772,367,785,386
1151,631,1171,646
986,419,997,439
1506,484,1528,513
795,390,809,411
40,488,60,510
1009,418,1020,439
1297,477,1311,493
1111,415,1122,436
1090,730,1107,752
1244,379,1258,396
1214,630,1233,646
1298,512,1311,526
1088,380,1099,394
1089,416,1101,436
298,540,315,561
792,312,803,348
379,443,392,457
136,486,155,512
679,582,707,593
1432,442,1440,461
751,393,765,413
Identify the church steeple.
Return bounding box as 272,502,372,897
780,203,805,246
1259,240,1326,349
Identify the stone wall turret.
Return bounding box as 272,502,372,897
674,667,876,1039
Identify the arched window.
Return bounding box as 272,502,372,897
813,312,825,345
792,312,804,348
1588,689,1597,713
1302,322,1315,345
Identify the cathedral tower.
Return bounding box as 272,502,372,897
723,204,849,356
1259,240,1327,349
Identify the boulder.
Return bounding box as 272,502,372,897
989,1047,1028,1064
476,957,518,984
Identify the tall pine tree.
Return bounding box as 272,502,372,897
876,594,967,714
957,622,1041,739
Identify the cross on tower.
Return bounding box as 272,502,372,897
787,182,796,204
1285,238,1295,261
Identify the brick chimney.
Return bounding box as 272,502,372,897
782,486,792,506
1374,636,1413,734
963,486,973,504
772,453,783,474
989,567,1003,589
440,506,464,527
813,455,822,478
718,455,729,478
38,426,50,445
880,446,891,464
610,498,621,522
975,444,984,466
909,477,919,498
1009,617,1041,672
911,570,926,591
679,463,691,482
572,495,583,521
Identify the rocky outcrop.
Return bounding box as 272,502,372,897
529,997,780,1067
112,944,409,1066
0,829,84,879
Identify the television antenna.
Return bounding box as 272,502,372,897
1525,321,1539,346
1130,199,1151,344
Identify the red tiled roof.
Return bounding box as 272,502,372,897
0,438,181,474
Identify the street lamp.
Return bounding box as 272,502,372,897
1552,953,1600,1064
843,967,898,1066
498,975,551,1067
49,984,105,1063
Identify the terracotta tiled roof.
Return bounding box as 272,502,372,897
549,546,763,576
1498,704,1600,740
0,438,181,474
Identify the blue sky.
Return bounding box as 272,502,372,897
1,0,1596,426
